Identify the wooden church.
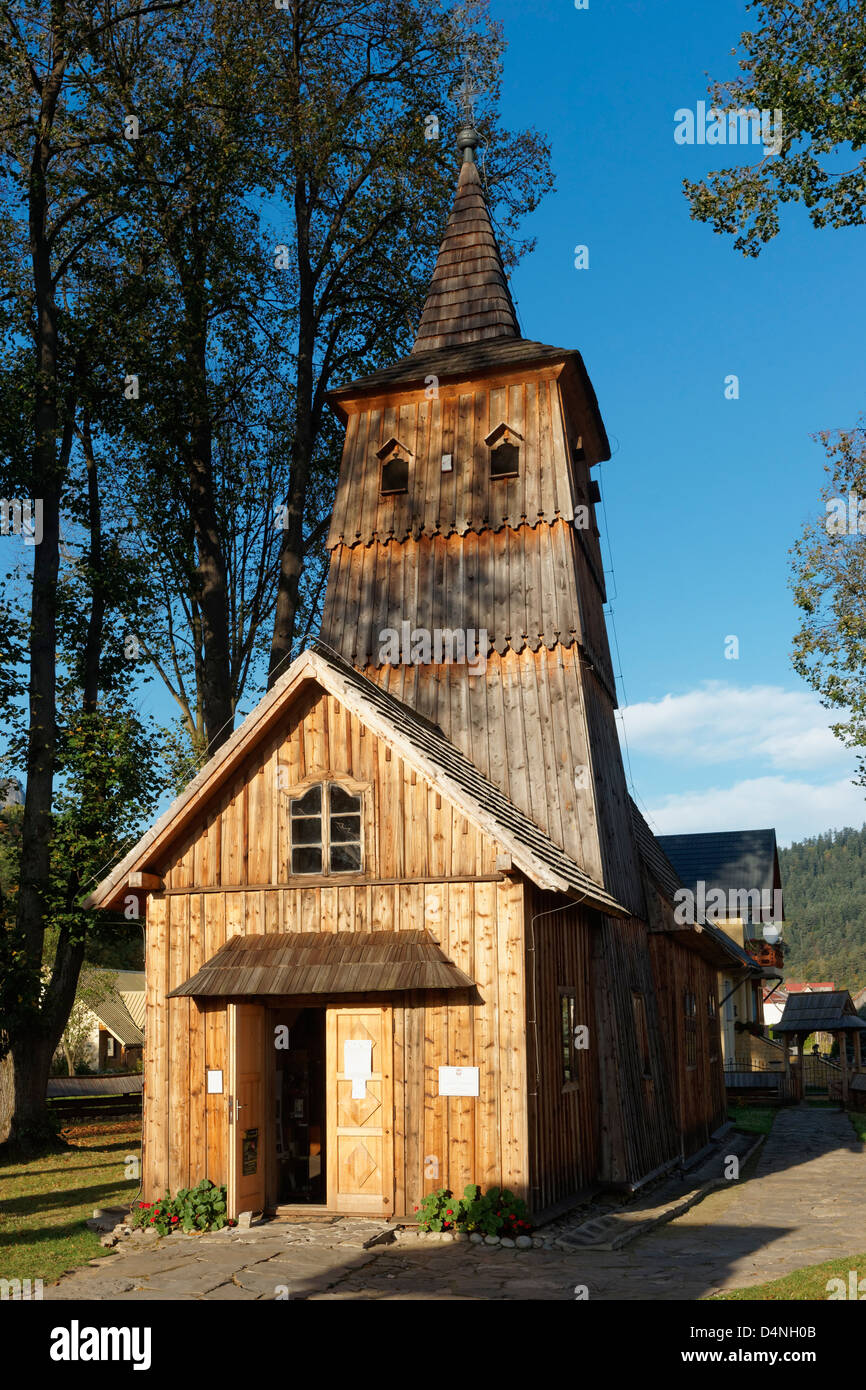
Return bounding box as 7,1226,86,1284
86,123,742,1221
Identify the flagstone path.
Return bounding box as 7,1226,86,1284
42,1106,866,1301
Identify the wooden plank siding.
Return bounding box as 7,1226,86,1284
141,693,529,1212
523,885,600,1211
325,372,583,550
648,933,727,1157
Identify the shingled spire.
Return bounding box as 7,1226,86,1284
410,125,520,353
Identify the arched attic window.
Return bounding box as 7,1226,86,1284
485,422,523,479
377,437,411,495
288,781,364,875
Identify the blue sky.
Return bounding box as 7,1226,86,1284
492,0,866,845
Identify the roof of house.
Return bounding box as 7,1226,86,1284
329,336,590,400
785,981,835,993
410,152,520,353
119,987,145,1032
90,994,144,1047
85,643,629,917
655,828,783,918
774,990,866,1034
629,800,766,975
168,930,475,998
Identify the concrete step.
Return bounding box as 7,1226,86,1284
553,1132,764,1252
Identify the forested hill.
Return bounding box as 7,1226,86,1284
780,825,866,992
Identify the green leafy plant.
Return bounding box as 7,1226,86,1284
414,1184,532,1238
459,1184,532,1238
415,1188,461,1233
131,1179,234,1236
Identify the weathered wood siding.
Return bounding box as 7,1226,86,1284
141,689,529,1212
592,917,680,1185
523,886,600,1211
648,934,727,1156
326,371,583,548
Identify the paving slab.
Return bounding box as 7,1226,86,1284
45,1108,866,1301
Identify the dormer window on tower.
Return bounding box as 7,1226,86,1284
485,423,522,479
377,438,411,495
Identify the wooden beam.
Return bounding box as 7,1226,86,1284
128,872,165,891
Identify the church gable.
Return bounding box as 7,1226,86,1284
147,688,503,894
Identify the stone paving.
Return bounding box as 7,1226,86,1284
44,1106,866,1301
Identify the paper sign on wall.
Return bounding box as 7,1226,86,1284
344,1039,373,1099
438,1066,479,1097
206,1069,223,1094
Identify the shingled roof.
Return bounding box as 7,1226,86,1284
629,800,767,975
774,990,866,1035
168,929,475,998
410,151,520,354
656,828,783,918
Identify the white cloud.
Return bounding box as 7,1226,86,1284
643,776,866,847
620,682,852,772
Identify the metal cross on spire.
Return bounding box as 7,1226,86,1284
453,58,484,126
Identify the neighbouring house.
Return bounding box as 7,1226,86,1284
54,970,145,1073
657,829,785,1067
85,125,737,1221
853,986,866,1015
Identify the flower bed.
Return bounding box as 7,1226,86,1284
414,1185,532,1241
131,1179,234,1235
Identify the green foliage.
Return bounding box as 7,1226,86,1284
683,0,866,256
790,423,866,781
415,1184,532,1238
779,824,866,989
131,1180,234,1236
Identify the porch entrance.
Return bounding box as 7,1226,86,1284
229,998,395,1217
273,1007,326,1205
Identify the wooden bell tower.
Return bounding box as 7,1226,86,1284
321,124,644,916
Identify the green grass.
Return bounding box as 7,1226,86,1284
710,1252,866,1300
0,1116,141,1285
727,1105,777,1137
849,1111,866,1142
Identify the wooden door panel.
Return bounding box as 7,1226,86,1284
327,1007,393,1215
232,1002,266,1216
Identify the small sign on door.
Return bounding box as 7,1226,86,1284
438,1066,479,1097
344,1039,373,1099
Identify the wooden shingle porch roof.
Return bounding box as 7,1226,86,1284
774,990,866,1035
85,642,629,916
167,929,475,998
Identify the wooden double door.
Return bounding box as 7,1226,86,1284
228,1001,393,1218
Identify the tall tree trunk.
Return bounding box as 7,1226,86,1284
6,64,66,1150
186,309,233,751
269,176,315,686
